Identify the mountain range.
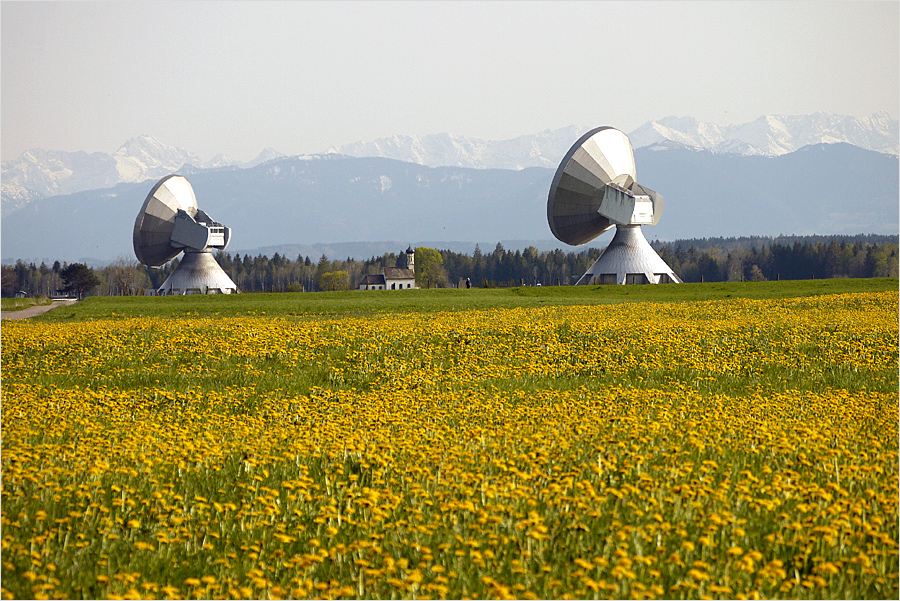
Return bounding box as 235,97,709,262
628,112,899,157
330,112,899,167
2,141,897,265
2,112,897,218
1,138,284,215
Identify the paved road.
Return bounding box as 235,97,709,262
1,299,78,320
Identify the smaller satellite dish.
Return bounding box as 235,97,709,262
133,174,237,294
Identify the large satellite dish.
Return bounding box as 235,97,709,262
548,127,681,285
133,175,239,294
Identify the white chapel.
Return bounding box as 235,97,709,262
358,246,417,290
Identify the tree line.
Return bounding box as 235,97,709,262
2,234,897,298
655,236,899,282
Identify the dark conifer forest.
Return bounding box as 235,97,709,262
2,234,897,297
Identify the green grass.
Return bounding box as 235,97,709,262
36,278,899,322
1,297,52,312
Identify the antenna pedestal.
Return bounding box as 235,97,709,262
157,250,239,295
575,225,681,285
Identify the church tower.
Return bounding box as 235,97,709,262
405,245,415,273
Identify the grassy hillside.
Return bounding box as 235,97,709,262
0,297,52,312
34,277,899,322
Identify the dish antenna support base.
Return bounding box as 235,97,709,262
575,225,681,285
157,249,239,295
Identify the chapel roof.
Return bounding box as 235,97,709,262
384,267,415,280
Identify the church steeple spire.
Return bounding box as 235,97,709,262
405,245,415,272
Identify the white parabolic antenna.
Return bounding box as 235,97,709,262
547,127,681,285
133,174,239,294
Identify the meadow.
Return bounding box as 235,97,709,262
2,279,898,599
0,298,53,312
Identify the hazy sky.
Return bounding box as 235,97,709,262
2,1,897,163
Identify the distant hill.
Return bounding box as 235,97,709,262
636,142,899,240
1,156,552,264
1,143,896,265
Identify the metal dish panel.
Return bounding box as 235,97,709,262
133,175,200,266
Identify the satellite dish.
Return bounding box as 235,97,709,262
133,174,239,294
547,127,680,285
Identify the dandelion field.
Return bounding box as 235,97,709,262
2,282,898,599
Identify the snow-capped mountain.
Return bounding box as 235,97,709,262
1,135,198,216
1,148,120,206
0,182,45,215
245,147,286,168
200,154,238,170
629,116,729,152
336,113,899,168
1,136,285,216
629,112,898,156
111,135,201,183
328,125,589,171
